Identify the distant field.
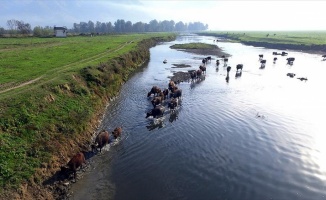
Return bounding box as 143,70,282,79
199,31,326,46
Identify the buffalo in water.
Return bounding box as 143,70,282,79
260,60,267,68
322,55,326,61
168,98,179,112
147,86,161,97
273,57,278,63
92,130,110,152
286,57,295,65
259,54,263,60
287,73,296,78
236,64,243,71
61,152,86,181
112,127,122,139
146,105,165,119
282,51,288,56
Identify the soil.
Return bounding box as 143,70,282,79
172,45,231,58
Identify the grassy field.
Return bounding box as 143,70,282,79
0,33,176,197
198,31,326,46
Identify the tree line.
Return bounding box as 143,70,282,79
0,19,208,37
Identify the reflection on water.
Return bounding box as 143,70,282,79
70,34,326,200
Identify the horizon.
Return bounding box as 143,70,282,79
1,0,326,31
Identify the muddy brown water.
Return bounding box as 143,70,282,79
69,34,326,200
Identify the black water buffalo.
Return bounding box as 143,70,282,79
236,64,243,71
196,69,203,78
224,58,229,62
199,65,206,73
61,152,86,181
322,55,326,60
273,57,278,62
260,59,267,64
170,89,182,99
297,77,308,81
216,60,220,66
227,66,231,73
147,86,161,97
282,51,288,56
190,70,197,81
286,57,295,64
287,73,296,78
112,127,122,139
259,54,263,59
146,105,165,119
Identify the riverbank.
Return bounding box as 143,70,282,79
0,33,176,200
197,31,326,55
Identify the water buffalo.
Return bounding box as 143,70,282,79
168,80,176,91
163,59,167,64
147,86,161,97
297,77,308,81
260,60,266,68
322,55,326,61
162,88,169,99
168,98,178,112
146,105,165,119
281,51,288,56
287,73,296,78
236,64,243,71
61,152,86,181
216,60,220,66
273,57,278,62
151,96,164,108
227,66,231,73
170,89,182,99
286,57,295,65
94,130,110,152
259,54,263,60
112,127,122,139
199,65,206,73
196,69,203,78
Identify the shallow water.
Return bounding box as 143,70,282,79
70,34,326,200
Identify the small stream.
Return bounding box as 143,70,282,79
70,34,326,200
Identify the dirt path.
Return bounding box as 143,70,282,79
0,41,134,97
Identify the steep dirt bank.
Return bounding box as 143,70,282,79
0,35,176,200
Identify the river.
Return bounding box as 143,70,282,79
70,34,326,200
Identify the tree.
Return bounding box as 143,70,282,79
114,19,126,33
133,22,145,32
88,20,95,33
7,19,18,35
17,20,31,35
149,19,159,32
125,21,133,33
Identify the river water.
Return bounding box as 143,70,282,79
70,34,326,200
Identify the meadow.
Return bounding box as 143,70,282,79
0,33,176,198
198,31,326,51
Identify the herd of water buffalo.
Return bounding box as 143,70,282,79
58,49,325,183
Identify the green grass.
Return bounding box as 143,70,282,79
198,31,326,46
0,33,176,193
170,42,216,49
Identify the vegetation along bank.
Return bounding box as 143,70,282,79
0,33,176,199
197,31,326,54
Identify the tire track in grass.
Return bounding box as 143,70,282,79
0,41,134,98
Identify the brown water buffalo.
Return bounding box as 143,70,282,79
169,88,182,99
61,152,86,181
168,98,178,112
196,69,203,78
112,127,122,139
236,64,243,71
190,70,197,81
162,88,169,99
146,105,165,119
168,80,176,91
94,130,110,152
151,96,164,108
147,86,161,97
